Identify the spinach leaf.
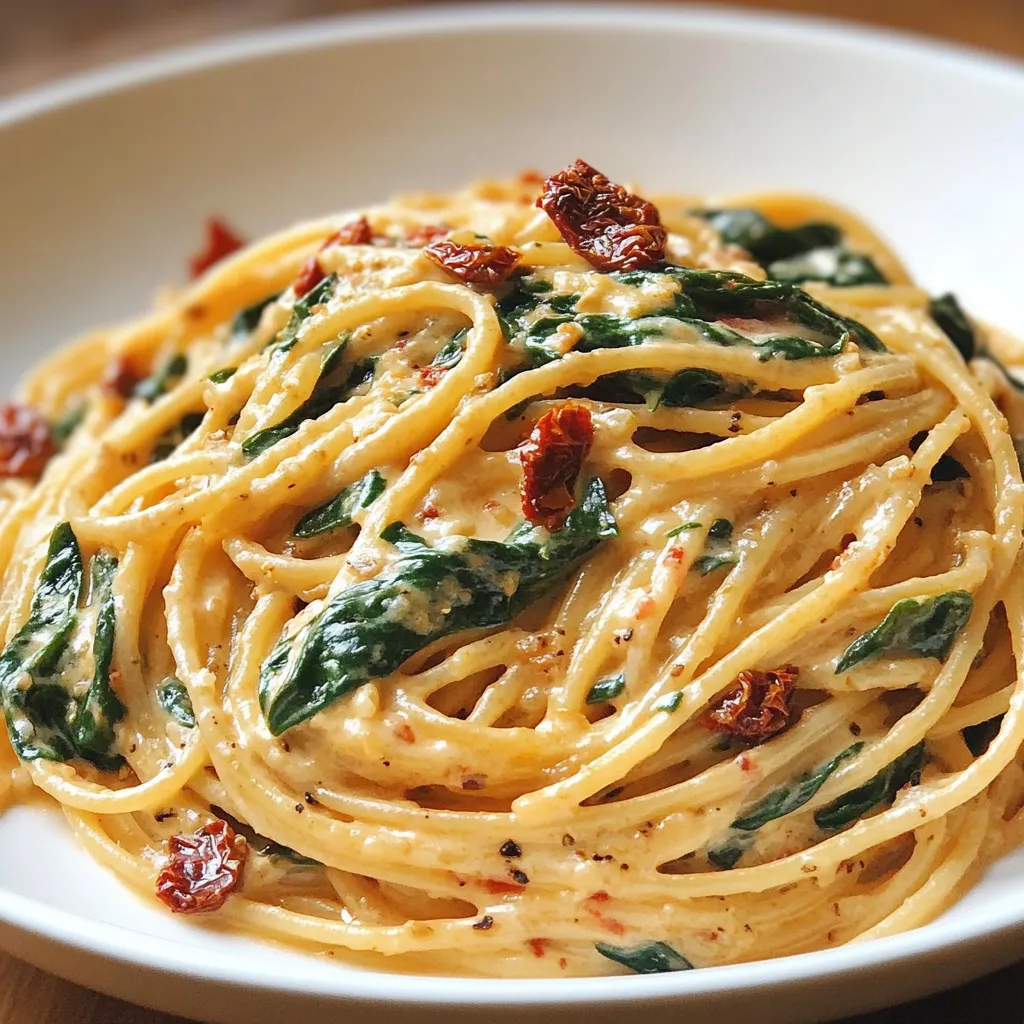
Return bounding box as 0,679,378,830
654,369,723,407
230,292,280,343
963,716,1002,756
586,673,625,705
595,940,693,974
495,277,578,343
209,804,321,867
694,209,887,288
575,314,665,351
930,456,969,483
666,521,702,537
260,478,617,734
0,526,127,769
242,341,348,459
594,370,667,410
293,470,387,538
835,591,973,673
157,676,196,728
134,354,187,403
207,366,237,384
51,406,85,446
985,350,1024,394
498,266,883,371
708,518,732,541
707,829,757,870
431,328,469,371
767,248,886,288
660,368,729,408
930,292,1024,393
0,523,83,761
692,518,735,576
929,292,976,361
71,553,125,770
908,431,969,482
656,691,683,713
693,553,735,576
694,209,841,265
272,276,337,354
731,743,863,832
590,367,743,412
342,356,377,396
814,741,925,831
380,522,429,550
152,411,204,462
661,266,885,354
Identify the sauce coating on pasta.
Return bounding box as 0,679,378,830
0,163,1022,978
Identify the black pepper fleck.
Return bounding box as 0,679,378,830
473,915,494,931
499,839,522,858
510,868,529,885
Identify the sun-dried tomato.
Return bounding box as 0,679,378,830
322,216,373,248
155,820,247,915
102,355,141,398
406,224,449,247
520,402,594,531
293,257,326,298
189,217,245,279
0,404,55,478
700,666,798,743
537,159,666,272
394,723,416,744
419,366,448,389
423,240,522,285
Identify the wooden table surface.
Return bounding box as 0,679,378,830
0,2,1022,1022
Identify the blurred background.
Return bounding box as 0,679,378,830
1,0,1023,98
0,2,1022,1023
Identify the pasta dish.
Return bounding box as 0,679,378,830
0,161,1022,977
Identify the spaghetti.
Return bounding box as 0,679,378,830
0,161,1022,978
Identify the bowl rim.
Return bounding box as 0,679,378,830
0,0,1021,130
0,0,1023,1008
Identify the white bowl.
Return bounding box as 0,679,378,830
0,5,1022,1023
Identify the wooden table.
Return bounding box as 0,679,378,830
0,2,1022,1021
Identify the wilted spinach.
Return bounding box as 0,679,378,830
814,741,925,830
210,804,320,867
229,292,281,344
242,340,348,459
260,478,617,734
708,743,863,868
0,524,123,769
595,941,693,973
157,676,196,728
835,592,973,673
271,276,337,354
585,672,626,705
135,354,187,403
693,208,887,288
292,470,387,538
